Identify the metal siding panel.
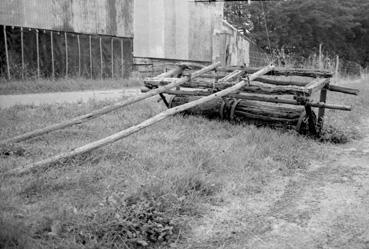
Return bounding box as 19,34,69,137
0,0,133,37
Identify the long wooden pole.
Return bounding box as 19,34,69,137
21,27,24,80
0,63,220,145
36,29,40,78
9,64,272,175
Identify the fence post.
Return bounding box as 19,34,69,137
318,43,323,70
89,35,93,79
65,32,68,77
36,29,40,78
121,39,124,78
111,37,114,78
77,34,81,77
100,36,103,80
51,31,55,80
21,27,24,80
335,55,339,80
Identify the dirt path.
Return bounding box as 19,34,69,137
190,118,369,249
0,88,141,108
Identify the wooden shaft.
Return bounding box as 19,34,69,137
77,34,81,77
21,27,24,79
89,35,92,78
0,63,220,145
3,25,10,80
51,31,55,80
100,36,103,79
36,29,40,78
8,64,271,175
65,32,68,77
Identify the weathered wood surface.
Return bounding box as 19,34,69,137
145,78,310,96
8,65,274,175
141,88,352,111
170,96,303,122
0,63,220,145
328,85,359,95
305,78,330,94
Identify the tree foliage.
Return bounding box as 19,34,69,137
225,0,369,67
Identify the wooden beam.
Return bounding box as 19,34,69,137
89,35,93,79
65,32,68,77
317,88,328,133
8,64,272,175
99,36,103,79
305,78,330,94
77,34,81,77
0,63,220,145
218,69,244,82
328,85,359,95
141,88,352,111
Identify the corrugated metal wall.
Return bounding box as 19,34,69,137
0,0,133,37
134,0,224,62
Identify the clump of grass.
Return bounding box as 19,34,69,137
0,144,26,158
318,125,360,144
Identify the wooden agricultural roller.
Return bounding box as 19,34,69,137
143,65,359,136
1,62,358,176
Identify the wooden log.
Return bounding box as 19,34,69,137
140,88,352,111
0,63,220,145
169,96,303,122
255,77,308,86
8,64,273,175
328,85,359,95
145,78,310,96
219,70,244,82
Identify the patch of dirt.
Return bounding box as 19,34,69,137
187,118,369,249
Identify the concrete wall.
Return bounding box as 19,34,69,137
0,0,133,37
134,0,224,62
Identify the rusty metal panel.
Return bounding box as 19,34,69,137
0,0,133,37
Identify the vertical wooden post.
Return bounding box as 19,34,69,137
65,32,68,77
318,43,323,70
36,29,40,78
100,36,103,79
335,55,339,79
21,27,24,80
89,35,93,79
111,37,114,78
51,31,55,80
317,87,328,134
121,38,124,78
3,25,11,80
77,34,81,77
305,104,317,136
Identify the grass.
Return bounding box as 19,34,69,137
0,78,142,95
0,78,368,248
